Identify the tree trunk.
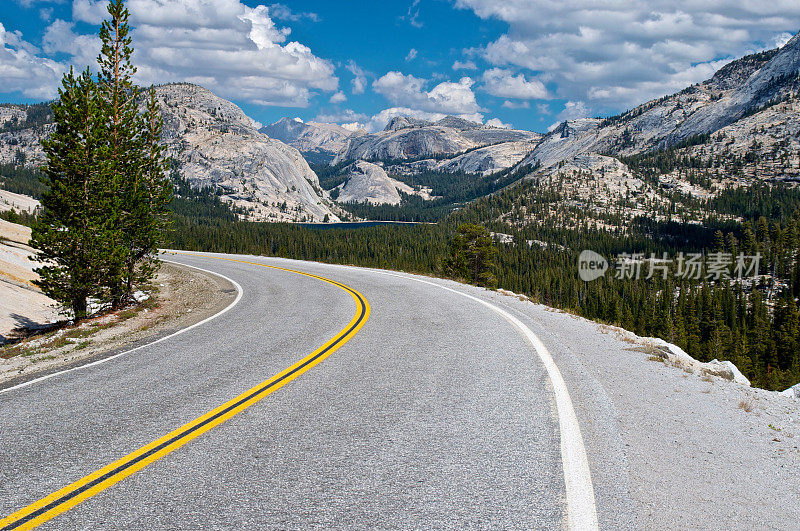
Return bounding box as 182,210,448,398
73,295,88,320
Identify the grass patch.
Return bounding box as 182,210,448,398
738,398,755,412
0,343,38,359
116,308,139,320
64,327,96,339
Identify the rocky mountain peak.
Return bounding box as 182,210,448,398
707,49,780,91
435,116,482,131
383,116,432,132
260,117,308,142
261,118,358,164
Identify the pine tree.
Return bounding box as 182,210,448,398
31,69,113,318
445,224,499,288
96,0,142,305
96,0,171,304
130,88,173,288
31,0,171,320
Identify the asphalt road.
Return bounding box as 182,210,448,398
0,252,625,529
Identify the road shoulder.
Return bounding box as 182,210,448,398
0,261,237,390
484,289,800,530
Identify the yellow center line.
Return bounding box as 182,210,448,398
0,253,370,530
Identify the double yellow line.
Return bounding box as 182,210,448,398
0,256,370,530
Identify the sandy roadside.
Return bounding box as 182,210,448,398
0,261,237,389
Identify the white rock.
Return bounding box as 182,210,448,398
336,161,414,205
647,337,751,386
261,118,363,163
435,140,538,175
334,115,540,164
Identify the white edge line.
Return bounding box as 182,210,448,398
366,269,599,530
0,258,244,396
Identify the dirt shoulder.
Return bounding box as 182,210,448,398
0,261,237,390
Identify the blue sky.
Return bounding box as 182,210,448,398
2,1,800,132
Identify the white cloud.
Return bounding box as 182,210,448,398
0,23,65,99
405,48,417,62
486,117,511,128
373,71,425,103
42,19,100,69
37,0,338,108
452,60,477,70
17,0,65,7
314,108,369,125
481,68,548,99
372,71,482,116
550,100,590,129
402,0,423,29
330,91,346,103
340,122,363,132
346,59,367,94
456,0,800,107
773,32,793,48
267,3,319,22
72,0,107,25
502,100,529,109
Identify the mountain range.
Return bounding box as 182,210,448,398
2,30,800,224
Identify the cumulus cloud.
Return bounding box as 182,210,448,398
486,117,511,128
550,100,590,129
72,0,109,25
405,48,417,62
314,108,369,125
0,23,65,99
502,100,529,109
42,19,100,70
452,59,477,70
346,60,367,94
24,0,338,107
372,71,483,117
339,122,363,132
481,68,548,99
456,0,800,108
329,91,346,103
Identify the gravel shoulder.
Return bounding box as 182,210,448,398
0,261,237,390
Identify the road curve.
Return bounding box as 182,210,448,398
0,252,619,529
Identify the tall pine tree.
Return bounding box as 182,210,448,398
31,68,114,318
97,0,171,306
32,0,171,319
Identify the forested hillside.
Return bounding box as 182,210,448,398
169,175,800,391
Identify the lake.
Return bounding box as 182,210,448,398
299,221,427,230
